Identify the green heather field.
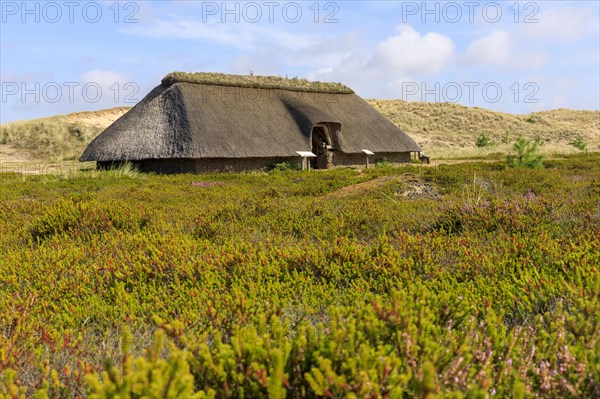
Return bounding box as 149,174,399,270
0,155,599,398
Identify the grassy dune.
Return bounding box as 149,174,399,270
368,100,599,158
0,102,597,163
0,108,129,163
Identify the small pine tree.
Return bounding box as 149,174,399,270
507,134,544,169
569,135,587,151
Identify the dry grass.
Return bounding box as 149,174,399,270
0,107,128,162
368,99,599,157
63,106,131,127
1,117,102,161
162,71,355,94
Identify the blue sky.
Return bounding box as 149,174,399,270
1,0,599,123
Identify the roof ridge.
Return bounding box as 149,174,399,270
161,71,354,94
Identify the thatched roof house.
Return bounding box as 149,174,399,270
81,72,421,172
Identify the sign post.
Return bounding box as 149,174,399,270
361,149,375,169
296,151,317,171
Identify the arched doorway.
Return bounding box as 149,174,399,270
311,124,333,169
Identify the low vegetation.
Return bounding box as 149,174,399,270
272,161,300,172
1,155,599,398
161,72,354,94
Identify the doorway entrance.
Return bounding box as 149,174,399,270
310,125,332,169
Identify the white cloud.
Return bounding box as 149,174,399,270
223,32,366,77
465,30,511,65
367,25,455,75
309,25,455,97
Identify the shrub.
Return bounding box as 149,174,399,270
29,197,151,241
433,193,557,234
507,134,544,169
2,155,599,398
569,135,587,151
475,133,495,148
271,161,299,172
375,157,391,168
86,329,205,399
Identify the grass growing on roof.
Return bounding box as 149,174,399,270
161,71,355,94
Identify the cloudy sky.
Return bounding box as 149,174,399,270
1,0,599,123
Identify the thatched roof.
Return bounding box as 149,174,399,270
80,73,421,162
